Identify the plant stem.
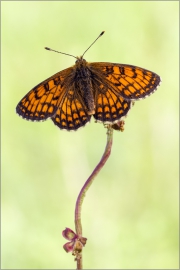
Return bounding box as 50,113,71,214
76,258,82,270
74,126,113,269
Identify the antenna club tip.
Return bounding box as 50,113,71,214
45,47,50,50
100,31,105,36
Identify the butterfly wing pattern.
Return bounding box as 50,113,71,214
16,57,161,131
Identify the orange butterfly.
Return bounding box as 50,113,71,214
16,31,161,131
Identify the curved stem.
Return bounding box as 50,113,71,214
74,126,113,269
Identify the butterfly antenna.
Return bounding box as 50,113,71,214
82,31,105,58
45,47,77,59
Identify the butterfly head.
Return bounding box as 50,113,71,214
75,56,87,67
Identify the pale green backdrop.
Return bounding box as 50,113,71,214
2,1,179,269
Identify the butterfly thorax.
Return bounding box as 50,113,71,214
74,57,95,115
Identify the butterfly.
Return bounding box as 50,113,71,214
16,31,161,131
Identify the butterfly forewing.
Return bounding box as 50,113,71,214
89,62,161,100
16,67,73,121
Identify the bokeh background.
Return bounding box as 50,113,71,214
2,1,179,269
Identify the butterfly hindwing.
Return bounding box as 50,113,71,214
91,77,131,123
51,88,91,130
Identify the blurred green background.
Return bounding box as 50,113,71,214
2,1,179,269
